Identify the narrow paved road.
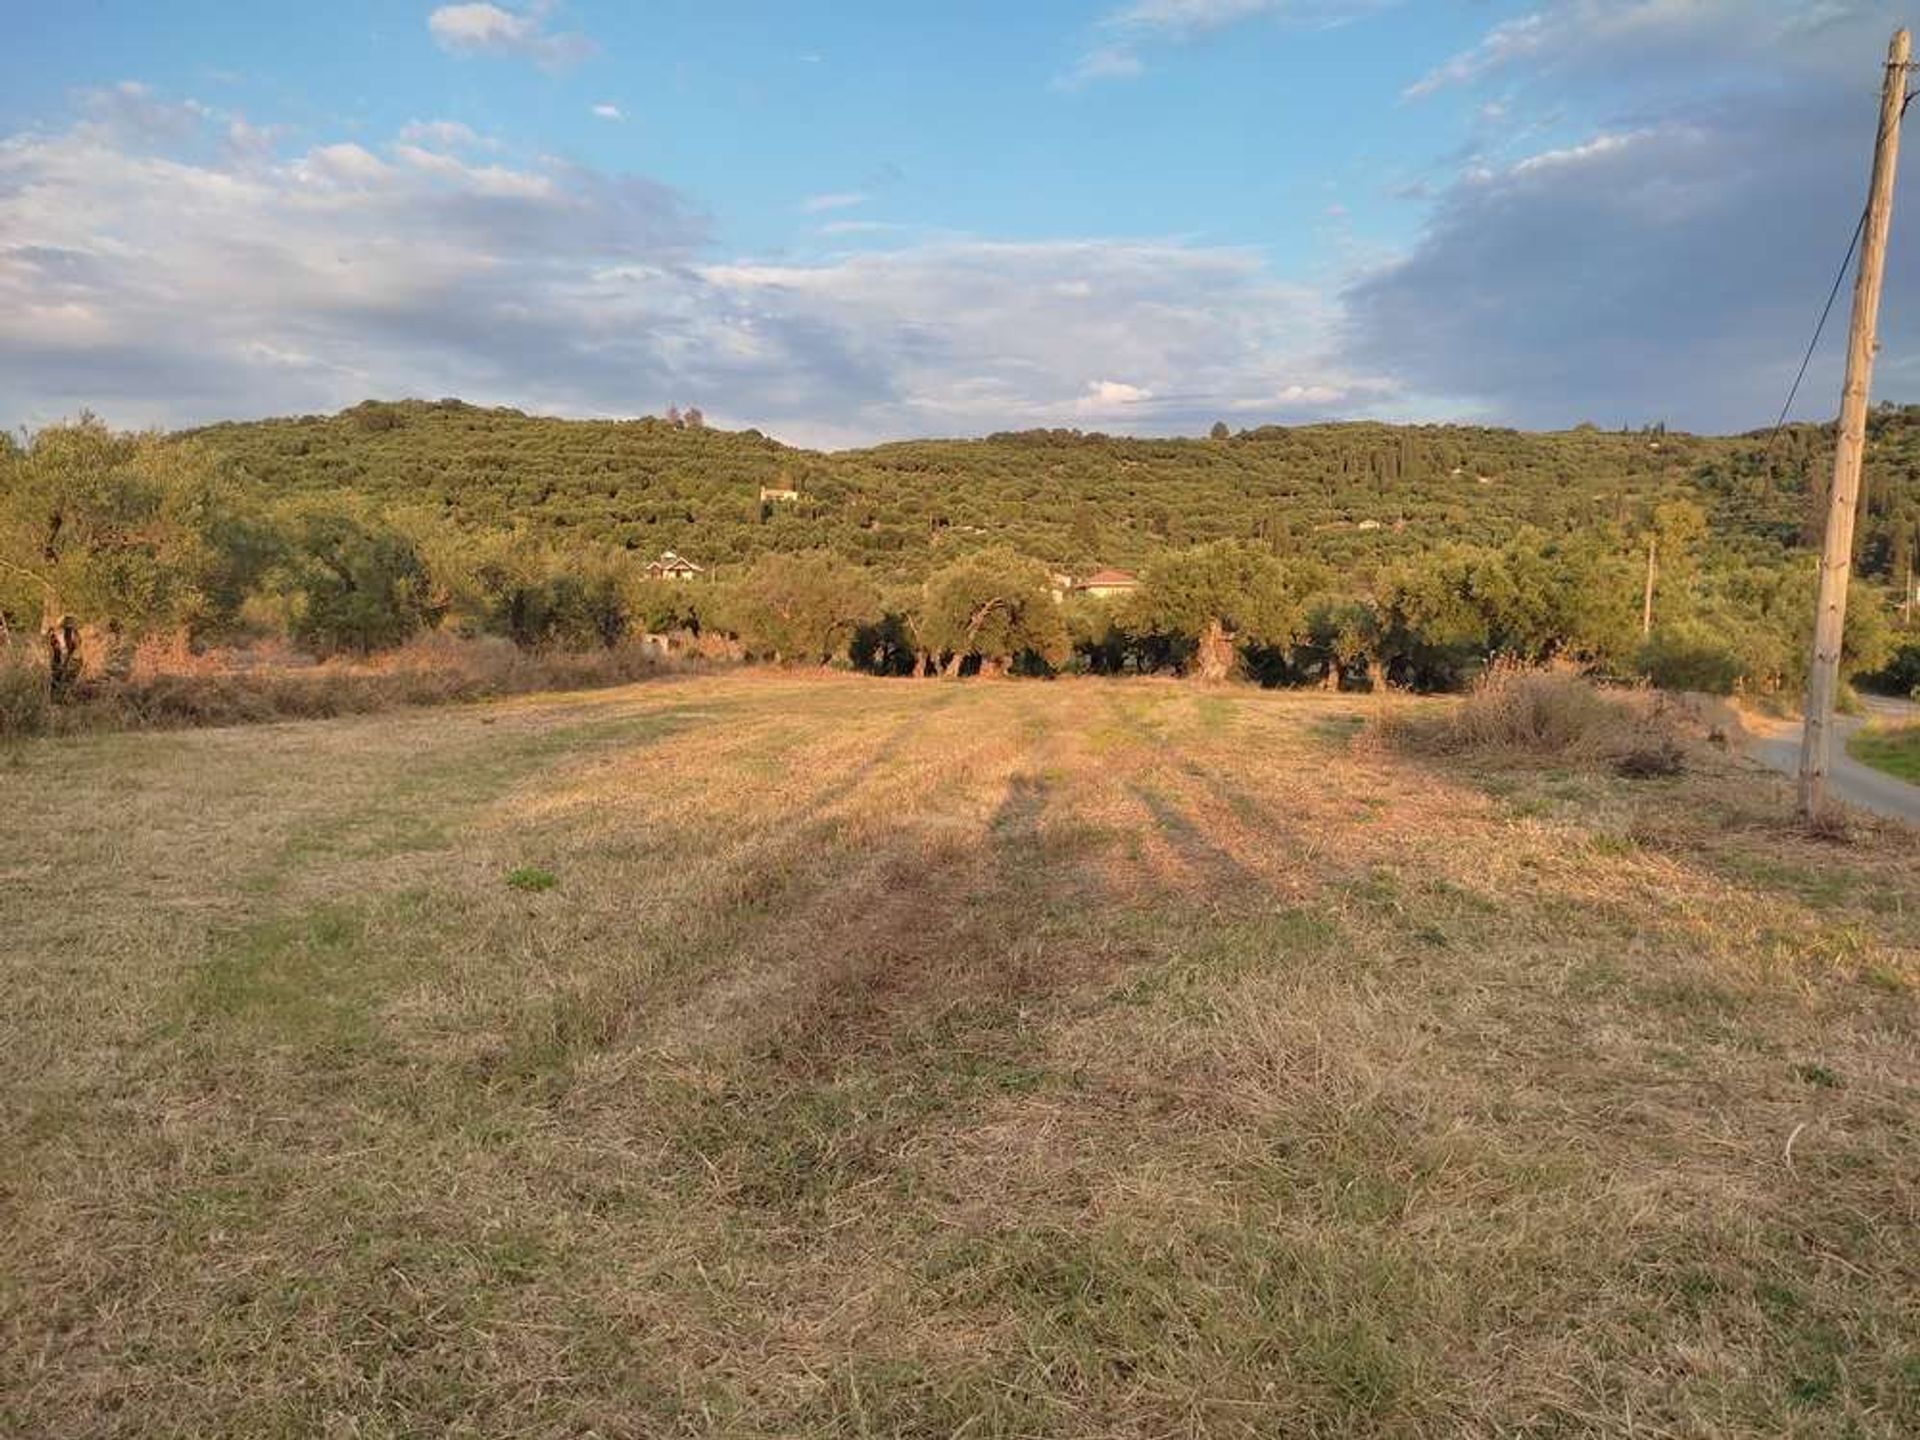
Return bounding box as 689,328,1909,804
1742,696,1920,826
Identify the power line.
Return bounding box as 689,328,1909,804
1758,208,1866,461
1756,89,1915,467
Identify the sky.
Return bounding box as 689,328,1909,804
1,0,1916,447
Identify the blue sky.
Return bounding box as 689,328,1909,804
1,1,1915,445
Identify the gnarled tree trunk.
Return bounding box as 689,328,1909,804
44,613,82,698
1195,618,1235,682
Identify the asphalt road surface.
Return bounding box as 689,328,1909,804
1743,696,1920,826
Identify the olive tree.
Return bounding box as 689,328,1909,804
274,503,437,656
0,420,251,692
917,547,1067,677
728,550,880,664
1127,541,1304,680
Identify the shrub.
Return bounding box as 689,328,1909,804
0,647,51,738
849,613,919,676
1637,621,1744,695
42,633,687,734
280,507,436,656
1858,638,1920,698
1379,662,1686,774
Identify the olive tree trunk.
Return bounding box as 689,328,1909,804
1195,618,1235,682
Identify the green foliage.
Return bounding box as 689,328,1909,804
725,550,880,664
164,401,1747,581
849,612,919,676
1860,637,1920,697
6,400,1918,701
1126,541,1310,678
919,547,1067,675
1063,594,1131,675
0,420,233,640
0,419,276,689
505,866,558,893
453,534,639,650
1848,722,1920,782
277,504,436,656
1637,621,1747,695
1365,531,1642,690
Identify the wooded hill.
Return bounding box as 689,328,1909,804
182,398,1920,588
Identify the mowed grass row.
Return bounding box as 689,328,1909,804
2,672,1915,1437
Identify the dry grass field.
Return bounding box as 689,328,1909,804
3,672,1916,1437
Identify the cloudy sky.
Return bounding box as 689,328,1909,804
2,1,1916,446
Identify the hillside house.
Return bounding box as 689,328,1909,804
1077,567,1140,600
645,551,704,582
759,485,801,503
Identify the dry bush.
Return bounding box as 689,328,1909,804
1378,662,1687,776
45,633,692,734
0,645,52,738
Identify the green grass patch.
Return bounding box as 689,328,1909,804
1848,721,1920,784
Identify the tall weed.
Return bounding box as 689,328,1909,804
0,646,52,739
1377,662,1686,775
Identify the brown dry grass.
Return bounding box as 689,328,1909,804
1375,663,1690,777
1,632,691,737
2,672,1915,1437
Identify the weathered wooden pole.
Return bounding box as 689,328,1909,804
1641,533,1657,635
1800,27,1909,820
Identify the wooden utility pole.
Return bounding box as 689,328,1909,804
1799,26,1910,820
1641,533,1658,635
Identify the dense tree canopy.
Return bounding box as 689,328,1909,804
727,550,880,665
3,400,1917,700
0,421,259,688
1126,542,1312,679
918,548,1068,677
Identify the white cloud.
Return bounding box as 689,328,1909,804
0,92,703,431
1404,13,1549,99
1347,1,1920,430
1053,46,1146,90
428,3,595,68
398,118,494,151
801,191,867,214
591,102,625,121
694,240,1388,439
1077,379,1153,414
816,220,905,237
1060,0,1394,87
0,90,1385,442
297,142,393,188
1403,1,1864,102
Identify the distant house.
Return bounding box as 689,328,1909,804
1077,567,1140,600
759,485,801,503
645,550,704,582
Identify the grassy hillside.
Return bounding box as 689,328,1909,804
181,399,1920,585
4,674,1915,1435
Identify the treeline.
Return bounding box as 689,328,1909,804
0,422,693,698
709,527,1896,694
2,416,1912,719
